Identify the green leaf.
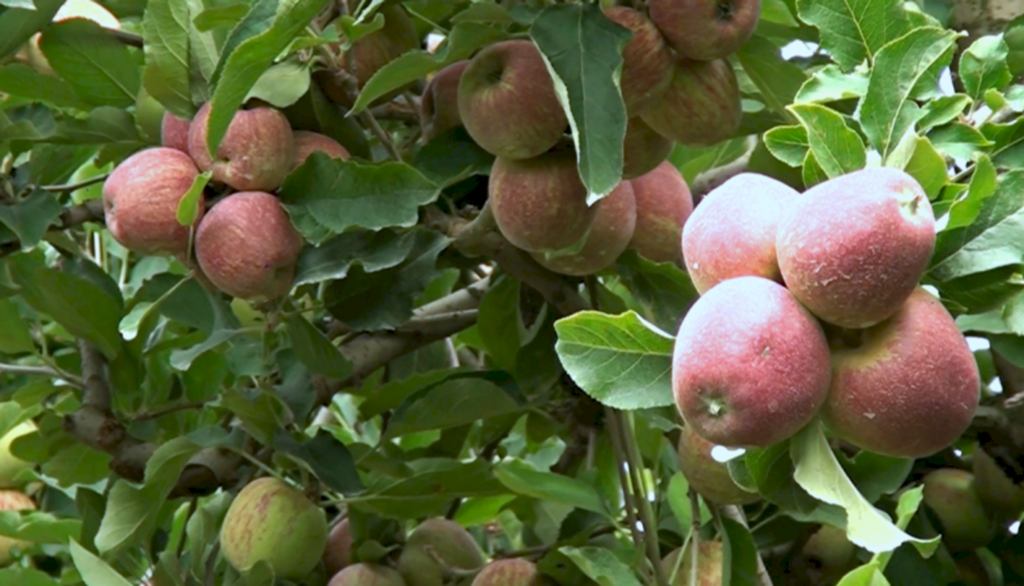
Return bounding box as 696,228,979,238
720,517,760,586
354,459,506,519
560,546,644,586
859,27,959,158
193,3,251,31
246,58,310,109
613,250,699,333
795,0,910,70
946,155,997,230
0,510,81,544
0,567,56,586
554,310,674,410
795,65,869,104
477,275,522,373
789,103,866,177
0,64,91,110
494,459,610,517
939,265,1024,315
142,0,195,118
735,35,805,119
385,378,524,439
0,0,62,59
38,19,142,108
959,35,1013,102
277,155,441,245
0,189,62,250
175,170,210,226
293,228,421,286
1007,15,1024,76
917,94,971,133
889,135,947,199
836,563,890,586
763,124,809,167
284,314,353,379
411,126,494,187
69,540,133,586
0,298,34,354
929,122,993,160
530,3,631,203
270,429,364,495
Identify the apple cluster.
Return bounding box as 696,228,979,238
673,168,981,459
102,104,350,301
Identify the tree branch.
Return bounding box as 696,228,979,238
0,362,83,386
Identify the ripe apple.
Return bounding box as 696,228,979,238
628,161,693,264
292,131,351,170
776,167,935,328
194,191,304,301
471,559,546,586
0,420,35,490
397,518,484,586
662,540,723,586
421,61,470,141
161,112,191,153
219,477,327,579
640,58,742,147
682,173,797,294
323,518,353,577
922,469,997,552
489,147,599,253
673,276,831,448
328,563,406,586
648,0,761,61
820,288,980,459
531,180,636,276
677,425,759,505
603,6,674,114
622,116,673,180
0,489,36,566
103,147,203,256
458,40,568,160
188,102,295,192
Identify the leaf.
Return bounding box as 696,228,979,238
959,35,1012,102
69,540,133,586
0,64,91,110
385,378,524,439
0,298,34,354
0,0,63,59
477,275,522,373
917,94,971,133
293,228,421,286
791,421,940,555
763,124,809,167
38,19,142,108
246,58,310,108
175,171,210,226
836,563,890,586
720,517,760,586
946,155,997,230
735,35,805,119
795,65,869,104
890,135,946,199
795,0,910,70
494,459,610,517
354,459,506,518
284,314,353,379
613,250,699,333
193,4,251,31
142,0,194,118
0,510,81,544
560,546,644,586
277,155,441,245
0,189,62,250
554,310,675,410
0,567,56,586
530,4,631,203
270,429,364,494
412,127,495,187
789,103,866,177
929,122,993,160
859,27,959,158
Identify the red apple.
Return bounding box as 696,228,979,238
640,58,742,147
421,60,470,141
292,130,350,170
397,518,484,586
677,425,760,505
622,116,674,179
604,6,675,114
328,563,405,586
160,112,191,153
649,0,761,61
322,518,353,577
188,102,295,192
471,559,547,586
662,540,723,586
628,161,693,264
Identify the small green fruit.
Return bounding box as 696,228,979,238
397,518,485,586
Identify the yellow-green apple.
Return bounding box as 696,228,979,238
471,559,547,586
397,518,484,586
790,524,857,585
188,102,295,192
103,147,203,256
322,518,353,577
776,167,935,328
640,58,742,147
329,563,406,586
622,116,673,179
0,420,35,489
603,6,675,114
531,181,636,276
649,0,761,61
489,147,599,252
458,40,568,160
627,161,693,264
194,192,304,300
677,425,759,505
682,173,797,293
421,61,470,141
673,276,831,448
161,112,191,153
292,131,351,170
923,469,997,552
821,288,979,459
0,489,36,566
219,477,327,579
662,540,723,586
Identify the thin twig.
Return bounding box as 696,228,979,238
41,174,108,193
0,362,83,387
618,411,669,586
134,401,211,422
606,408,649,582
688,488,701,586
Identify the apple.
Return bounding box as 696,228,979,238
790,524,857,585
923,469,997,552
972,447,1024,523
0,490,36,566
673,276,832,448
323,518,353,577
471,559,546,586
677,425,759,505
628,161,693,264
458,40,568,160
194,191,304,301
622,116,673,180
0,420,35,489
103,147,203,256
489,147,599,253
640,58,742,147
820,288,980,459
219,477,327,579
531,180,636,276
161,112,191,153
292,131,351,170
682,173,797,294
188,102,295,192
648,0,761,61
603,7,675,114
328,563,406,586
662,540,723,586
397,518,484,586
19,0,122,76
421,61,470,141
776,167,935,328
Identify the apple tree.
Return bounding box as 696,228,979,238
1,0,1024,585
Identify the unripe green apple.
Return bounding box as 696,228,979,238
622,116,673,180
194,191,304,301
673,276,831,448
677,425,759,505
531,180,636,276
102,147,203,256
649,0,761,61
603,6,674,114
161,112,191,153
322,518,353,577
922,469,997,552
328,563,406,586
820,288,979,459
790,524,857,585
640,58,742,147
219,477,328,579
292,131,351,171
421,61,470,141
471,559,548,586
627,161,693,264
776,167,935,328
397,518,485,586
0,420,35,489
682,173,797,294
188,102,295,192
0,489,36,566
489,147,599,253
662,540,723,586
